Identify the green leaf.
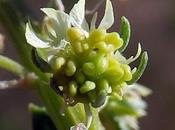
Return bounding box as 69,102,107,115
0,55,25,76
127,51,148,85
98,0,114,30
25,22,50,48
119,16,131,52
31,48,52,73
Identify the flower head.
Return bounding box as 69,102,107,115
25,0,148,108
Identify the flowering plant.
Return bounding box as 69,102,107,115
0,0,150,130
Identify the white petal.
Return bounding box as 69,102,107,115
126,43,142,64
41,8,58,21
98,0,114,30
114,51,127,64
70,0,85,27
25,23,50,48
41,8,71,44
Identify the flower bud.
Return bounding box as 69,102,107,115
121,64,132,81
69,81,78,97
67,27,84,43
52,57,66,71
105,32,123,49
82,62,95,76
80,81,96,94
97,79,109,93
75,71,85,84
89,29,106,43
72,42,83,53
65,60,76,76
95,41,107,53
96,56,108,75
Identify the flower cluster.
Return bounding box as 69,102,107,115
25,0,147,108
50,27,132,107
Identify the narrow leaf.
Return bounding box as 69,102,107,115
127,52,148,85
119,16,131,52
98,0,114,30
31,48,52,73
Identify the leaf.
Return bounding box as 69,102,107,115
119,16,131,52
31,48,52,73
25,23,50,48
127,52,148,85
98,0,114,30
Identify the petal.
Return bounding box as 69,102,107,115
69,0,85,27
126,43,142,64
98,0,114,30
90,12,98,31
25,23,50,48
41,8,70,41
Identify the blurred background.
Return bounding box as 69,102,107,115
0,0,175,130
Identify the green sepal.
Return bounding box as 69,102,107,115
127,51,148,85
29,103,57,130
119,16,131,52
31,47,52,73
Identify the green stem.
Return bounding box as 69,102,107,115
0,55,25,76
37,80,104,130
0,1,32,70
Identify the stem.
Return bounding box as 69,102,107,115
0,55,25,76
0,1,32,70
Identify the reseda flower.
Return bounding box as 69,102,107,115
25,0,148,108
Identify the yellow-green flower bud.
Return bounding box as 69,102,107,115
104,67,124,84
96,56,108,75
67,27,84,43
105,32,123,49
69,81,78,97
65,60,76,76
89,29,106,43
82,62,95,76
72,42,83,53
121,64,132,81
82,43,89,51
75,71,85,84
95,41,107,53
80,81,96,94
52,57,66,71
97,79,109,93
